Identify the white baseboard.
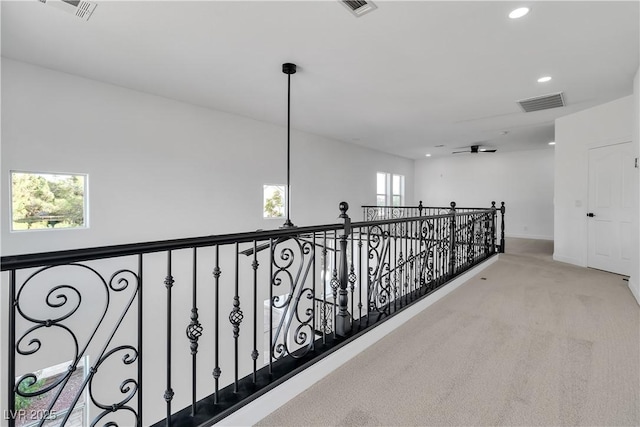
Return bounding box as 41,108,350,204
553,254,585,267
505,234,554,241
629,276,640,306
216,255,500,426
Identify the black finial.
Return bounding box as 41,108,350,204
450,201,456,209
491,201,496,208
339,201,349,219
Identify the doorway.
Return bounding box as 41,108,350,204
587,142,637,276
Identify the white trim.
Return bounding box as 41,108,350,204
505,233,554,241
553,253,586,267
215,255,500,426
629,276,640,306
586,136,632,150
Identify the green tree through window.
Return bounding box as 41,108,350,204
11,172,87,230
263,185,285,218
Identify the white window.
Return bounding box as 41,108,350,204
10,171,88,231
376,172,404,206
263,184,286,219
392,174,404,207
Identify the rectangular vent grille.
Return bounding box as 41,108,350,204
517,92,566,112
41,0,97,21
341,0,377,17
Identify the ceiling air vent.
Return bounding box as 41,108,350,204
341,0,377,17
39,0,97,21
517,92,566,113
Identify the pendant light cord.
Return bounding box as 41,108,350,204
286,72,292,226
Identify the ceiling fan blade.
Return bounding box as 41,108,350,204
482,149,497,153
452,150,470,154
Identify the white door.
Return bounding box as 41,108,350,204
587,142,636,276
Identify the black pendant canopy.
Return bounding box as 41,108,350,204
281,63,297,229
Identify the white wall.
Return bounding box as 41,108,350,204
0,59,414,256
414,149,555,240
0,58,416,425
631,66,640,304
554,95,635,267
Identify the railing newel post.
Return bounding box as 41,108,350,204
491,201,497,254
335,202,352,337
448,201,457,278
500,201,506,253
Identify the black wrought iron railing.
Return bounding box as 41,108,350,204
363,201,506,253
1,201,503,427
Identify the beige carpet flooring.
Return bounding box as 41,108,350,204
257,238,640,426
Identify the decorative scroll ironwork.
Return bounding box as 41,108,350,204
367,225,392,317
314,298,334,335
270,237,316,360
12,264,140,427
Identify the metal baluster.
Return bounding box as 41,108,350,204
230,242,243,392
252,241,259,383
405,220,410,302
358,231,363,327
349,232,355,327
187,248,203,416
322,231,327,344
395,230,401,308
269,238,274,374
415,218,420,295
443,216,448,284
366,228,371,326
212,246,221,403
389,224,402,312
138,254,143,426
332,232,338,339
164,251,175,427
312,233,316,348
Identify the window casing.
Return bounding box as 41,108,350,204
263,184,286,219
376,172,404,206
10,171,88,231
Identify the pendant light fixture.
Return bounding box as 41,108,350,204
281,62,297,229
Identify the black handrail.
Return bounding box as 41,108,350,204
1,223,344,271
0,210,497,271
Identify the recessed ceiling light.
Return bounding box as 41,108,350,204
509,7,530,19
538,76,552,83
425,154,432,157
548,141,556,145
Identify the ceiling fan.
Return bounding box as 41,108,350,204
452,144,497,154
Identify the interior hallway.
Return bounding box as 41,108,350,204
257,238,639,426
